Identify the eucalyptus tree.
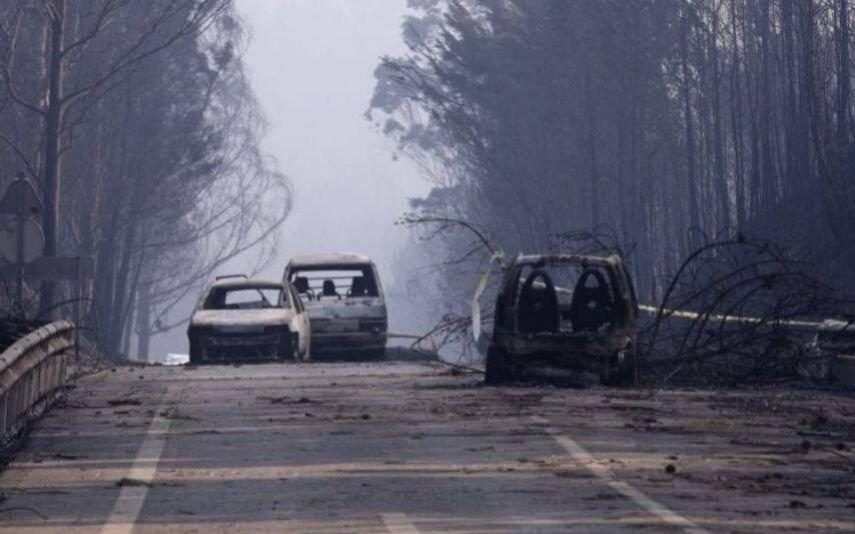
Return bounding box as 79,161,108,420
1,1,290,358
373,0,855,305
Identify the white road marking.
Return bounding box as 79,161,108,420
382,512,421,534
531,416,710,534
101,393,173,534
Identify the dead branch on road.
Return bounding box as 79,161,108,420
641,237,854,386
397,211,506,363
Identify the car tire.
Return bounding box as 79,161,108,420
290,333,301,361
189,340,203,365
602,347,636,387
485,346,510,384
354,348,385,361
619,346,637,386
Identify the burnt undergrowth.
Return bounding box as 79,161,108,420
639,237,854,387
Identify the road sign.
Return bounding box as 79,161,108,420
0,214,45,263
0,178,42,217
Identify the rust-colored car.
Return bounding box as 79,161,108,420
485,254,638,385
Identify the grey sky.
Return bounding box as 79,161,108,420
236,0,428,283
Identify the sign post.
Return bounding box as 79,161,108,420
0,173,93,361
0,173,45,313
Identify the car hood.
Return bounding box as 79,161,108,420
191,309,296,327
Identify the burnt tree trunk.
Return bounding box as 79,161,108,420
680,10,701,248
39,0,67,318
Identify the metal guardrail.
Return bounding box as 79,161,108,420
0,320,74,443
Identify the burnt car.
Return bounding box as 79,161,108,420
485,254,638,385
283,253,387,358
809,319,855,382
187,276,311,364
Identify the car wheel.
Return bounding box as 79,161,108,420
353,348,385,361
189,340,203,365
290,333,301,361
485,345,510,384
602,347,636,387
619,346,638,386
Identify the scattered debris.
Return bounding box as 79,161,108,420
0,506,46,519
584,492,627,501
159,407,198,421
116,477,151,488
115,478,182,488
107,399,142,407
53,453,82,460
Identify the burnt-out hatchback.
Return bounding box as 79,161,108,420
187,276,311,364
284,253,387,359
485,254,638,385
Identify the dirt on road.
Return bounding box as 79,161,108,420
0,360,853,532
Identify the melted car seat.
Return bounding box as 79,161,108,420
518,270,560,333
569,269,612,332
293,276,314,300
349,276,367,297
294,276,310,293
320,279,341,300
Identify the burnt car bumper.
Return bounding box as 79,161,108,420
494,332,633,373
188,326,297,363
308,318,386,354
311,332,386,353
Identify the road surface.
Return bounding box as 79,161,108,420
0,359,853,532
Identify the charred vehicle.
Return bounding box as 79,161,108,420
283,253,387,358
485,254,638,385
810,319,855,382
814,319,855,356
187,276,311,364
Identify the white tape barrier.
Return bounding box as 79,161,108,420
637,303,835,332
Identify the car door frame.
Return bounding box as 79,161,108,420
284,282,310,356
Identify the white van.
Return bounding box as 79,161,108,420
283,253,387,358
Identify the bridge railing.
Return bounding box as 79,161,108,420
0,320,74,443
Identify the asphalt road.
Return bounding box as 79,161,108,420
0,359,854,533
